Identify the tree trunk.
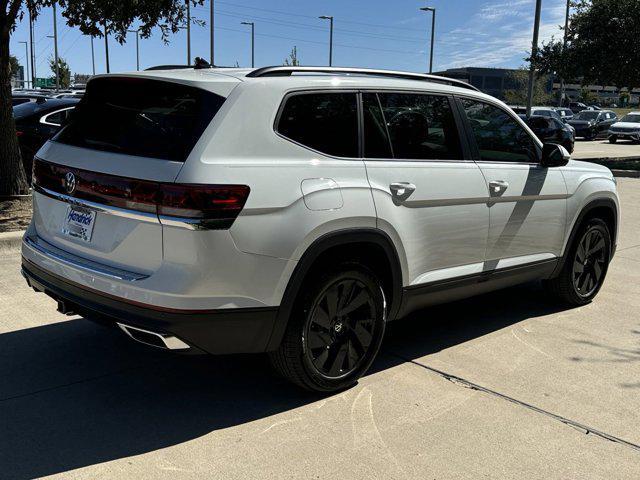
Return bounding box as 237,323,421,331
0,29,29,196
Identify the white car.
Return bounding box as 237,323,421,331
608,111,640,143
22,66,620,392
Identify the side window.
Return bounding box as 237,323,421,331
461,99,539,163
376,92,462,160
362,93,392,158
277,92,358,157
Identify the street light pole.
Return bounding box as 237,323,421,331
52,1,59,91
186,0,191,65
319,16,333,66
90,36,95,75
28,5,35,87
558,0,570,106
19,41,29,88
210,0,215,65
240,21,255,68
128,30,140,70
526,0,542,117
420,7,436,73
104,23,110,73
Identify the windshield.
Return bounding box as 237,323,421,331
575,111,599,121
620,114,640,123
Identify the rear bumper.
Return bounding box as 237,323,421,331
22,258,279,354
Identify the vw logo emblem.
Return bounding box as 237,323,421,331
64,172,76,194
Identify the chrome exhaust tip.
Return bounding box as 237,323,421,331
117,323,190,350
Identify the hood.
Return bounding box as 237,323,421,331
611,122,640,129
568,119,595,126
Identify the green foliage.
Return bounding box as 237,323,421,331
533,0,640,88
48,56,71,88
619,91,630,106
284,46,300,66
9,54,20,75
503,69,554,105
3,1,205,43
580,87,597,104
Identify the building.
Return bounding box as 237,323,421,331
435,66,638,106
434,67,553,100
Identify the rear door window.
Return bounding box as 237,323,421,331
55,77,226,162
375,92,462,160
276,92,358,157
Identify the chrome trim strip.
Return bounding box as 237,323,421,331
158,215,234,230
23,235,149,282
34,185,160,224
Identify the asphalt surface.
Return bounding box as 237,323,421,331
572,138,640,160
2,179,640,479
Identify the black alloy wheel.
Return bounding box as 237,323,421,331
545,218,611,305
572,227,607,298
304,278,377,379
270,263,386,392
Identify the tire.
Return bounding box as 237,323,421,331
269,263,386,392
609,136,617,144
546,218,611,306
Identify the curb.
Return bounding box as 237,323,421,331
0,230,24,253
611,169,640,179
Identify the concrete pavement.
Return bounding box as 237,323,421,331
1,179,640,479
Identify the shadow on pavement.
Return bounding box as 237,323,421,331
0,282,568,479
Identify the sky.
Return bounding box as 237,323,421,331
9,0,570,80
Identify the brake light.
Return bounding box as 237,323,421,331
16,131,24,137
32,158,250,230
159,184,251,221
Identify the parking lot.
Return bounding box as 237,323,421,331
0,178,639,479
572,138,640,160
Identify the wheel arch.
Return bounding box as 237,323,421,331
552,197,618,278
265,228,403,351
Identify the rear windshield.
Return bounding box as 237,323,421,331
54,77,226,162
13,101,46,119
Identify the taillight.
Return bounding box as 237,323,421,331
32,158,250,230
16,131,24,137
159,184,251,228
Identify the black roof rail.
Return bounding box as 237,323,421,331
245,66,479,92
145,65,193,71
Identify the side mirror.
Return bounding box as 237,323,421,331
541,143,570,167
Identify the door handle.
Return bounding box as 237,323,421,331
489,180,509,196
390,182,416,200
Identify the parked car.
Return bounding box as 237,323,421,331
13,97,80,178
554,107,574,122
509,106,575,135
608,112,640,143
520,114,575,153
12,92,52,106
567,110,617,139
569,102,587,113
22,67,619,392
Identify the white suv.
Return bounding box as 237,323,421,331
22,66,620,392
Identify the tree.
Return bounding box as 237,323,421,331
284,46,300,66
580,87,597,105
0,0,203,196
533,0,640,89
9,53,18,75
503,69,554,106
49,55,70,88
